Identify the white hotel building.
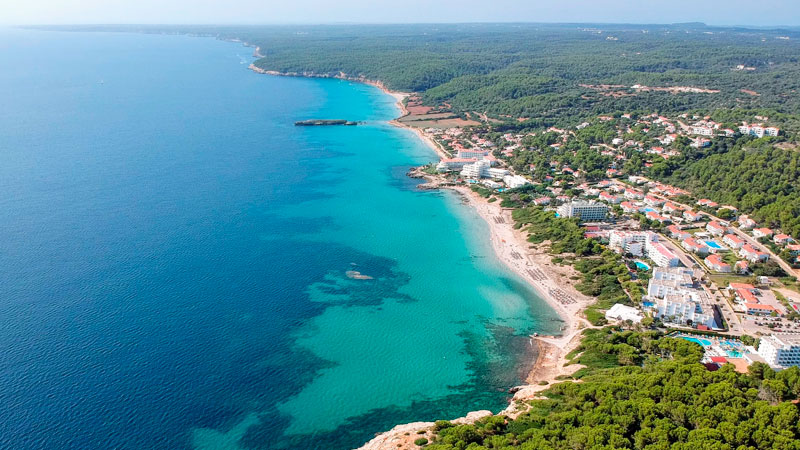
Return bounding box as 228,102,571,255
757,334,800,368
646,267,718,328
608,231,678,267
648,242,680,268
609,231,656,257
557,201,608,222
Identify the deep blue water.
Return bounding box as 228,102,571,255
0,29,561,449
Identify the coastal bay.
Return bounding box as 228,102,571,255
0,29,563,450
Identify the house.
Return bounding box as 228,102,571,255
644,195,665,207
787,244,800,256
774,234,794,245
706,221,727,236
753,228,773,239
705,254,731,273
738,215,757,230
735,260,750,274
697,199,719,208
692,126,714,136
620,201,640,214
730,283,757,293
599,191,621,204
723,234,745,249
667,225,691,240
746,303,778,316
646,211,670,224
683,210,703,222
533,197,551,206
663,202,682,214
682,238,710,255
624,189,644,200
739,123,780,138
739,244,769,263
734,287,758,305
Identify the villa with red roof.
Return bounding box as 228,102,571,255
706,221,727,236
682,238,710,255
774,234,794,245
735,260,750,274
723,234,744,249
683,210,703,222
644,195,664,207
620,201,640,213
667,225,690,240
646,211,670,224
746,303,778,316
753,228,773,239
729,283,756,292
738,215,756,230
599,191,621,204
739,244,769,263
624,189,644,200
662,202,682,213
705,254,731,273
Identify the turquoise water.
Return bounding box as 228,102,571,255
681,336,712,347
634,260,651,271
0,29,562,449
703,240,723,249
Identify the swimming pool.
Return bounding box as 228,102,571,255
703,240,723,249
682,336,712,347
634,260,651,271
644,207,656,213
721,339,745,357
642,301,654,308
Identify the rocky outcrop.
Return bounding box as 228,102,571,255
356,411,492,450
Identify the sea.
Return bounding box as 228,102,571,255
0,28,562,449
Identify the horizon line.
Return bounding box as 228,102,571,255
9,21,800,31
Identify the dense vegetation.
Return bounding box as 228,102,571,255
427,328,800,450
649,135,800,237
48,23,800,126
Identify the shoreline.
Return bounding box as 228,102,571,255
248,65,591,447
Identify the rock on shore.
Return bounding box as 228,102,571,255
357,411,493,450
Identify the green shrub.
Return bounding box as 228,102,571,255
413,437,428,446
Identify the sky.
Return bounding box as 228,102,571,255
1,0,799,27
